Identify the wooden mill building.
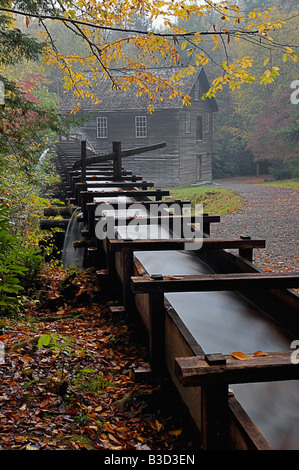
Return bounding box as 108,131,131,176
61,67,218,187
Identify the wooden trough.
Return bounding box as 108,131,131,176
53,138,299,450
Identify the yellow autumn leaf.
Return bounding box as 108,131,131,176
169,429,182,437
231,351,247,360
155,420,163,432
253,350,268,357
181,40,188,50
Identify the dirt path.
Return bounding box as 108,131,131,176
211,179,299,273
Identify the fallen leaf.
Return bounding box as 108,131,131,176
20,355,34,364
108,433,122,445
164,276,183,280
70,441,80,449
231,351,247,360
26,444,39,450
155,420,163,432
253,350,268,357
169,429,182,437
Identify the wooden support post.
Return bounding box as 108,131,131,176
202,212,210,235
81,140,87,183
148,276,166,371
202,384,230,450
87,203,96,236
113,141,122,181
103,238,116,279
121,250,134,313
239,235,253,262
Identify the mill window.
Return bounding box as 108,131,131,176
135,116,147,138
97,117,108,138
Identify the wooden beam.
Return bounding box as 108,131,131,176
109,237,266,253
73,151,116,169
175,351,299,387
79,181,155,189
72,142,166,169
82,189,170,200
99,214,219,226
40,219,70,229
120,142,166,158
130,272,299,293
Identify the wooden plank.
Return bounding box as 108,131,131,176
72,142,166,169
109,238,193,252
120,142,166,158
82,189,170,200
73,151,116,169
175,351,299,386
228,395,273,450
109,237,266,253
88,199,191,210
99,214,219,225
130,272,299,293
78,181,155,188
40,219,70,229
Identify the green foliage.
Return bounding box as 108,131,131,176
191,2,299,180
261,179,299,190
38,332,74,355
0,0,43,67
75,369,115,393
0,203,43,315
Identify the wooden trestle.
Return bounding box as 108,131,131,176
47,138,299,451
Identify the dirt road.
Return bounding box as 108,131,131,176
211,179,299,273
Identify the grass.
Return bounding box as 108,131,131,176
163,185,244,215
261,179,299,190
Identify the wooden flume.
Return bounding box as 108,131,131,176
45,137,299,451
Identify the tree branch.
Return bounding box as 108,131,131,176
0,6,261,38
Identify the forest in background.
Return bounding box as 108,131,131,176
177,0,298,179
0,0,298,315
2,0,298,182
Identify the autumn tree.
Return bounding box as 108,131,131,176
212,1,299,179
0,0,297,113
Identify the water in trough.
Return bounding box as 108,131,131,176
135,249,299,450
62,185,299,449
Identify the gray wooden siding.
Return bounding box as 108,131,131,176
73,93,214,187
78,109,181,186
178,97,213,185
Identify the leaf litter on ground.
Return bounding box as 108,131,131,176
0,265,194,451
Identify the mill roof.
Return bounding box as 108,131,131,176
60,66,218,112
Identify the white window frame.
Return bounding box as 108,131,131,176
196,115,203,141
204,112,210,133
196,154,202,181
97,116,108,138
135,116,147,138
185,111,191,134
194,80,200,101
